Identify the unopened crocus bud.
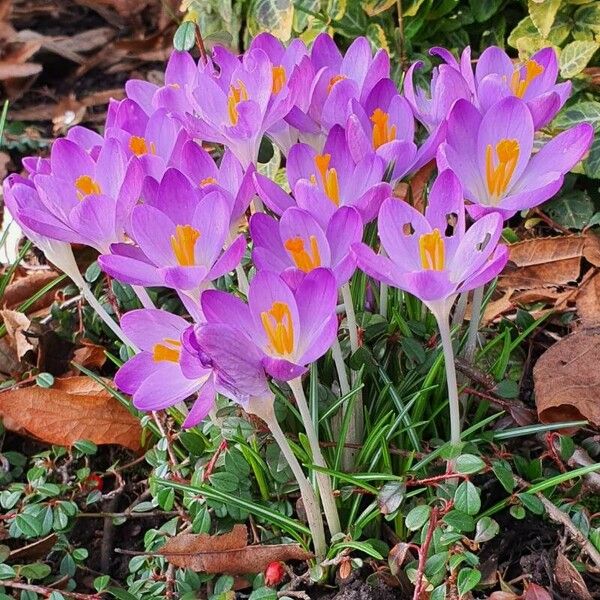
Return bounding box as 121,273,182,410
264,561,285,587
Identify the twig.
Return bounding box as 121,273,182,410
77,510,178,519
407,473,469,487
0,580,101,599
412,507,439,599
515,476,600,569
153,411,180,474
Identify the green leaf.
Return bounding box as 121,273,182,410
474,517,499,543
560,40,599,78
457,567,481,596
510,504,526,519
0,545,9,563
508,15,570,50
361,0,395,16
405,505,431,531
443,510,475,532
249,588,278,600
35,373,54,388
528,0,561,38
173,21,196,51
209,472,240,493
107,588,139,600
469,0,502,22
584,136,600,178
573,4,600,39
492,459,515,493
0,564,16,580
454,481,481,516
554,101,600,131
15,513,43,537
518,493,545,515
455,454,486,475
20,562,52,580
94,575,111,591
214,575,234,595
544,190,594,230
248,0,294,41
73,439,97,455
377,482,406,515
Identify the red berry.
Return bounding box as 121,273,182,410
264,561,285,586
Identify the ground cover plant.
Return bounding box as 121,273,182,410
1,1,600,599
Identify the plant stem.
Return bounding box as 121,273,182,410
132,285,155,309
289,378,341,537
436,314,461,447
236,264,249,295
340,283,363,465
464,285,484,362
331,338,350,397
379,249,388,319
247,397,327,560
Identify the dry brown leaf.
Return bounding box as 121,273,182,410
522,583,552,600
3,270,59,311
0,309,34,360
161,524,312,574
500,236,585,290
577,271,600,327
73,341,106,370
0,376,142,451
554,551,592,600
533,329,600,430
9,533,57,561
482,288,515,325
583,233,600,267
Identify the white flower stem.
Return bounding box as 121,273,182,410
379,248,388,319
331,338,350,397
288,378,341,536
436,314,461,447
247,397,327,560
464,285,484,362
132,285,155,309
236,264,249,296
42,241,137,351
340,283,363,462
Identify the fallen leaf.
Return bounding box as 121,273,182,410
500,236,584,290
554,551,592,600
0,376,142,451
2,270,59,311
73,341,106,370
583,233,600,267
482,288,515,325
533,329,600,431
577,271,600,327
9,534,57,561
488,593,520,600
161,524,312,574
0,309,34,360
522,583,552,600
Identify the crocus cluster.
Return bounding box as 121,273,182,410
3,32,593,556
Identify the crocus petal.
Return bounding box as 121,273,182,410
182,378,215,428
120,308,189,351
114,352,155,395
99,254,164,287
352,243,405,287
201,289,254,332
207,234,245,279
253,173,294,215
163,265,208,290
134,365,201,410
262,356,306,381
68,194,117,252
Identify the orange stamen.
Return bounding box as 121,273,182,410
510,59,544,98
327,74,346,93
152,338,181,363
313,154,340,206
272,66,286,94
227,80,249,125
261,301,294,356
75,175,101,200
485,138,520,200
129,136,156,156
284,236,322,272
170,224,200,267
371,108,397,149
418,229,445,271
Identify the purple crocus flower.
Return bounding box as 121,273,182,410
345,78,446,180
254,125,391,228
248,32,313,155
16,137,143,253
403,50,472,134
114,309,214,428
437,97,594,220
352,169,508,319
285,34,390,151
193,268,339,382
250,206,362,287
188,46,299,167
475,46,570,129
126,50,201,119
178,140,255,230
105,99,189,180
99,181,245,317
